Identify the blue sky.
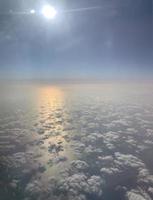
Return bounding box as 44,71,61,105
0,0,152,80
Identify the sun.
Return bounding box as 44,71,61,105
42,5,57,19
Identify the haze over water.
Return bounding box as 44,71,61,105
0,81,153,200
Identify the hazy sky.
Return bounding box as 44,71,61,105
0,0,152,80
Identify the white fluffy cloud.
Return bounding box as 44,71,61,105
126,189,152,200
70,160,89,171
57,173,104,199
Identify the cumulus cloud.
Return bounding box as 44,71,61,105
71,141,85,155
70,160,89,172
2,85,153,200
126,191,146,200
12,152,27,166
25,180,44,199
56,173,104,200
99,152,148,188
103,131,120,145
100,167,120,176
126,189,152,200
98,155,114,165
114,152,145,169
81,133,103,144
148,187,153,198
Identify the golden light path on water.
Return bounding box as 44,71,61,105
31,86,76,182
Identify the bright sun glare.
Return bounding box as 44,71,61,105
42,5,57,19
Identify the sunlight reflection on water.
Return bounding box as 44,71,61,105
1,82,153,200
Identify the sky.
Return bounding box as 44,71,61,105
0,0,152,80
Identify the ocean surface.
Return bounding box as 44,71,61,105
0,82,153,200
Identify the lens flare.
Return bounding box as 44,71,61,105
30,9,35,14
